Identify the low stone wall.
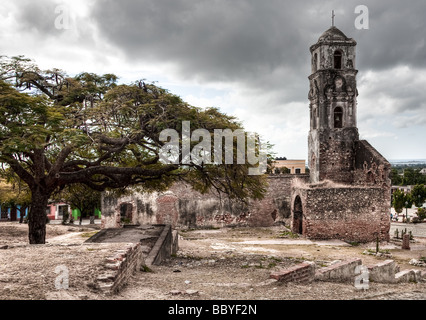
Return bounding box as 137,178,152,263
145,224,174,266
367,260,399,284
96,242,144,294
270,262,316,283
315,258,362,282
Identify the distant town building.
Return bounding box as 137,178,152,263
391,185,413,195
420,168,426,175
273,158,306,174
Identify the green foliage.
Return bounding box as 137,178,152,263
411,184,426,207
140,265,153,272
390,168,403,185
280,167,291,174
121,217,131,224
402,168,426,186
277,230,299,238
52,184,101,219
391,166,426,186
416,208,426,221
392,189,406,214
61,211,69,225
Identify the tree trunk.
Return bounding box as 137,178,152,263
28,189,49,244
19,206,28,223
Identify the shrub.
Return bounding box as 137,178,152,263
417,208,426,221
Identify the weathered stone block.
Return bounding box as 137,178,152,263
315,258,362,282
395,270,417,283
367,260,399,284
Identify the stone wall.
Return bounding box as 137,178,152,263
145,225,173,266
96,242,143,294
101,174,309,229
315,128,359,185
270,262,316,283
354,140,391,188
292,183,390,242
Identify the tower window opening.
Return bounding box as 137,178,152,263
334,50,342,69
334,107,343,128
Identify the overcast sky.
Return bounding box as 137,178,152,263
1,0,426,161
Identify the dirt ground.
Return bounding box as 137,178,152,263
0,222,425,300
0,222,119,300
115,226,426,300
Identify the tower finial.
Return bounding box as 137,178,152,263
332,10,335,27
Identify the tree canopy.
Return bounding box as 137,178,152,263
0,56,269,243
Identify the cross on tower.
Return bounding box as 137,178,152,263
332,10,335,26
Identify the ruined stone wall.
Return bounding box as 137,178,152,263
96,242,144,294
292,185,390,242
317,129,358,184
101,174,309,229
354,140,391,188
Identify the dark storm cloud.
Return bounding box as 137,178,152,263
9,0,426,117
12,0,62,35
91,0,313,82
335,0,426,71
90,0,426,104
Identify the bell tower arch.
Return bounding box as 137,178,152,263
308,26,359,184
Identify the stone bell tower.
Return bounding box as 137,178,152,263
308,25,359,184
290,23,391,243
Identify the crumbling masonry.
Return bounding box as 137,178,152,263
101,26,391,243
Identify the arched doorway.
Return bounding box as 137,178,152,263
293,196,304,235
119,202,133,223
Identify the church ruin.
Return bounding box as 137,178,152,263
101,26,391,243
293,26,391,242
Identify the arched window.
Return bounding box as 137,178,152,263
334,50,342,69
334,107,343,128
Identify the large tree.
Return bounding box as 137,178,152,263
0,56,268,244
410,184,426,208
